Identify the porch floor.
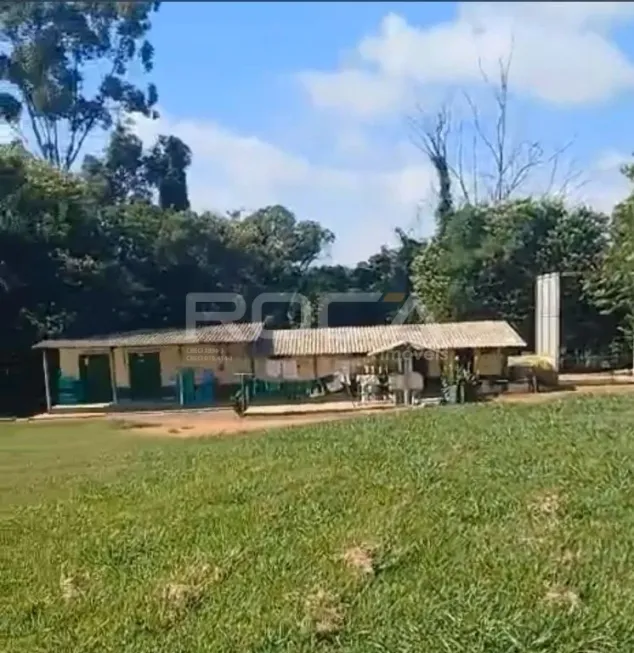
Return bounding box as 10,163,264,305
245,399,393,416
44,400,200,417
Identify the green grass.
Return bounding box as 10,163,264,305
2,396,634,652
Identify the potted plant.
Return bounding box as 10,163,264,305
461,368,481,403
441,358,459,404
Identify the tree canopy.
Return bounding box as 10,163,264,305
1,0,633,416
588,166,634,343
0,1,160,169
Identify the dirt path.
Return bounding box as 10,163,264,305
30,380,634,438
126,385,634,436
116,406,403,438
495,383,634,405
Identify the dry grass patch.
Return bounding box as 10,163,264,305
158,562,222,617
556,546,582,567
302,589,345,638
340,543,380,577
529,490,565,518
543,584,581,613
520,490,566,550
160,582,204,612
59,571,90,602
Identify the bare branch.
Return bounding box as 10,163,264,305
471,128,479,204
456,120,471,204
408,102,451,166
463,89,499,196
408,103,456,225
408,35,580,210
409,103,481,208
549,150,588,201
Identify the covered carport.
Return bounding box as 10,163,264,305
367,340,430,404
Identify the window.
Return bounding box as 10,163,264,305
282,359,298,379
266,359,282,378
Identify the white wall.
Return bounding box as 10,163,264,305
536,272,561,370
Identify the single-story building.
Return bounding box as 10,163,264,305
33,320,526,411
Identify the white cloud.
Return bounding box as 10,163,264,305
573,149,631,213
300,2,634,119
0,124,13,143
332,126,373,160
473,2,634,30
594,149,630,173
297,69,410,120
132,113,436,264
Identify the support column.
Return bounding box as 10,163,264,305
178,345,184,406
109,347,118,404
312,355,319,395
403,350,413,405
42,349,51,412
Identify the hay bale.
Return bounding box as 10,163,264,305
508,354,559,388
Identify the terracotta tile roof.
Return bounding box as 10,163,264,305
33,322,265,349
257,321,525,357
33,320,526,354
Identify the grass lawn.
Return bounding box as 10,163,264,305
2,396,634,652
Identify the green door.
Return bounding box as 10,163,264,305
79,354,112,403
128,352,162,400
181,368,196,404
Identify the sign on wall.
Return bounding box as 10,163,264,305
535,272,561,371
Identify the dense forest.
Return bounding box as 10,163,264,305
1,2,633,414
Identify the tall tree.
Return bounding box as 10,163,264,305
0,143,101,344
81,123,150,203
226,205,335,325
145,134,191,211
411,198,610,349
409,106,453,236
0,1,160,169
303,228,423,328
229,205,334,286
590,165,634,356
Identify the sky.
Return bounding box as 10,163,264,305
6,2,634,264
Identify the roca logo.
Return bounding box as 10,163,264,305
184,292,430,336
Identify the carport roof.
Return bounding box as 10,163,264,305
256,320,526,357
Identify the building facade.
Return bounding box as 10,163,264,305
33,320,526,411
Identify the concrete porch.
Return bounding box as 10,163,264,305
47,398,216,415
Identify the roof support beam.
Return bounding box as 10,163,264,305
42,350,51,412
109,347,118,404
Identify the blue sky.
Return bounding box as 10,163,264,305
7,2,634,264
